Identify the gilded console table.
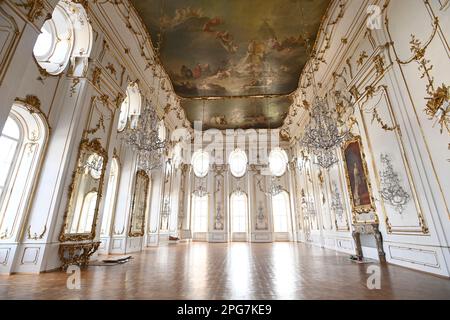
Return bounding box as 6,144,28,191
59,241,101,270
352,223,386,262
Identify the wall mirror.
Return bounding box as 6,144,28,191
129,170,150,237
60,138,108,242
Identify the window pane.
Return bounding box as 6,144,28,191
272,192,290,232
0,136,19,188
192,195,208,232
192,150,210,178
33,22,55,59
2,116,20,139
231,193,248,233
229,149,248,178
269,149,288,177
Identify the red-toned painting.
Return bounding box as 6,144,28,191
342,136,374,213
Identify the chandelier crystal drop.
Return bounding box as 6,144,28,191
267,176,284,197
301,96,351,169
122,102,166,173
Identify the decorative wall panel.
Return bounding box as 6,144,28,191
0,7,19,85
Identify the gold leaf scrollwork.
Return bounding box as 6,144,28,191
70,78,80,97
371,108,398,132
425,84,449,134
86,114,105,135
15,95,41,110
92,67,102,88
0,229,9,240
15,0,44,22
27,225,47,240
113,226,125,236
393,18,448,134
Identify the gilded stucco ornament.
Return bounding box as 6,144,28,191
14,0,45,22
15,95,41,110
27,225,47,240
390,16,449,134
425,84,449,134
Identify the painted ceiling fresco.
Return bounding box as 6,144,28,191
132,0,330,129
184,96,292,130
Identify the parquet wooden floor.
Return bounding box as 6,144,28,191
1,242,449,300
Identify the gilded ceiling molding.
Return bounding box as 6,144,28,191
14,0,45,23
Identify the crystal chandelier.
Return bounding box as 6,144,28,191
301,95,351,169
258,176,283,197
267,176,283,196
122,102,166,173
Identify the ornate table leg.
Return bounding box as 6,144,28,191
374,229,386,263
352,230,363,260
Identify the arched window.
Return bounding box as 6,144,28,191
0,117,21,202
192,194,208,233
271,191,291,233
100,158,120,236
74,191,98,234
229,149,247,178
33,1,92,75
230,191,248,233
192,150,210,178
118,82,141,132
269,148,288,177
0,104,49,239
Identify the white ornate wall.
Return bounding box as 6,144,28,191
0,0,448,278
285,0,450,277
0,0,186,274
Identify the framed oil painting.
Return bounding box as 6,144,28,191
342,136,375,215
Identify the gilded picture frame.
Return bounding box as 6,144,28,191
342,136,375,215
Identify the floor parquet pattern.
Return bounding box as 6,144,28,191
1,242,449,300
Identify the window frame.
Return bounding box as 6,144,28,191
0,115,23,212
33,1,92,76
230,191,249,234
271,190,291,233
229,149,248,178
0,103,50,240
191,193,209,233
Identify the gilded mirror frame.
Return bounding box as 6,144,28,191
59,138,108,242
129,170,150,237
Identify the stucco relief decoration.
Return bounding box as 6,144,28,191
379,154,410,215
256,201,268,230
393,17,449,135
330,182,344,221
14,0,45,22
425,84,449,134
214,203,224,231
